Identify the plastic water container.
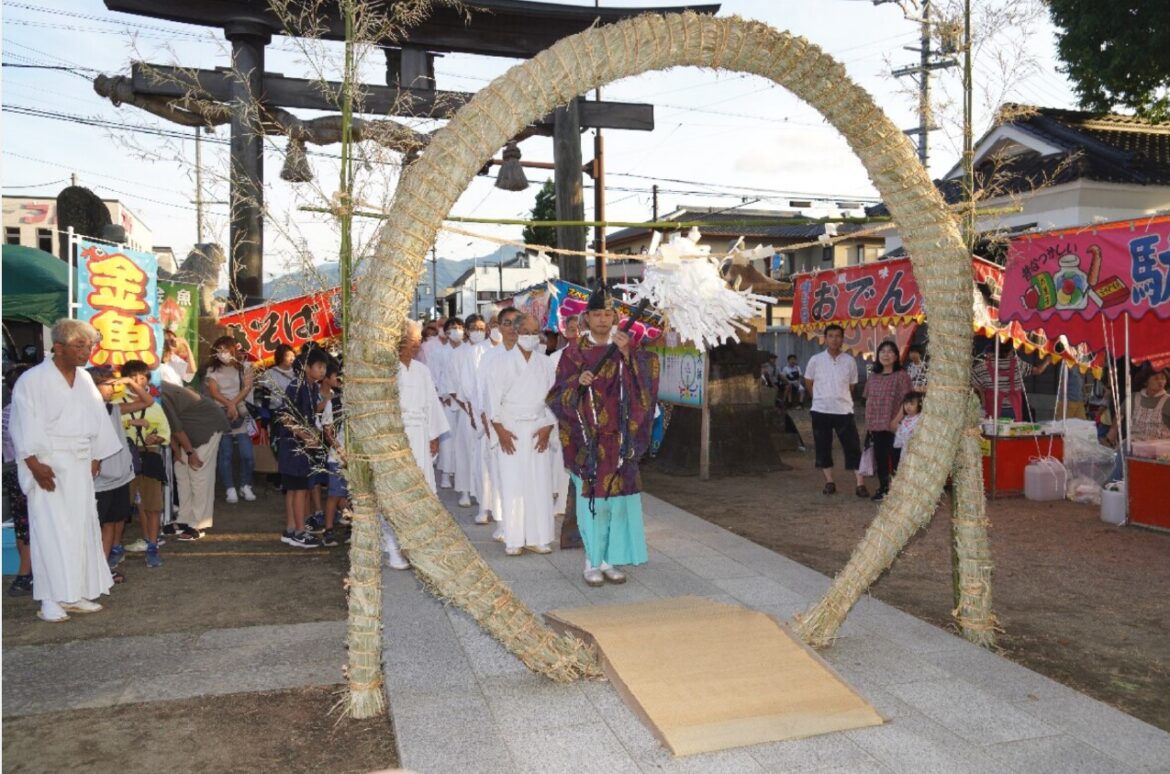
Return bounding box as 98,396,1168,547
1,522,18,576
1100,484,1127,526
1024,457,1067,501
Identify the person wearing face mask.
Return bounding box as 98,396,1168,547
203,336,256,504
488,316,504,346
474,308,520,538
431,318,465,490
549,287,659,587
418,323,441,365
482,311,558,555
451,314,494,518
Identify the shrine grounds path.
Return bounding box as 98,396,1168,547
643,409,1170,734
1,488,398,774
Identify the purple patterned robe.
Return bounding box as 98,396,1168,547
549,336,660,499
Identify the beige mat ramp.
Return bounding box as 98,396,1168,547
546,596,883,756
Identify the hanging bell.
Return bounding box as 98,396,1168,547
280,136,314,183
494,141,528,191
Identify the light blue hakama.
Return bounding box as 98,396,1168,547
571,474,648,568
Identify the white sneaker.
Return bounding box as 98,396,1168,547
385,548,410,570
439,474,453,489
225,487,238,504
458,493,471,507
240,485,256,502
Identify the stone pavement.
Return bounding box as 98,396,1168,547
384,490,1170,774
2,620,345,718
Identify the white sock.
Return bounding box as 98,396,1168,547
599,562,613,572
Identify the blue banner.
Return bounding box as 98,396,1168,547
76,239,161,371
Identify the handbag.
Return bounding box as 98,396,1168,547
129,407,169,482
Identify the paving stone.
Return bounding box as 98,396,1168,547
847,597,969,654
882,678,1059,744
506,577,592,613
502,719,641,774
918,645,1082,705
748,731,888,773
647,535,717,559
981,734,1143,774
712,575,806,609
480,672,601,732
632,565,722,598
1012,694,1170,771
670,553,760,580
191,620,343,649
819,634,950,691
845,711,1018,774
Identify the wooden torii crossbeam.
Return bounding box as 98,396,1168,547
100,0,719,306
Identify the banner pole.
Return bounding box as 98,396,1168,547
67,226,76,318
699,348,711,481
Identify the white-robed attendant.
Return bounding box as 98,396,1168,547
446,317,481,508
432,320,465,489
9,319,122,622
385,321,450,570
484,312,558,555
453,314,493,518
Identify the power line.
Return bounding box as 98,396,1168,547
2,178,68,189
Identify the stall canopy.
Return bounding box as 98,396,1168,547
1000,215,1170,369
790,255,1090,369
2,244,69,326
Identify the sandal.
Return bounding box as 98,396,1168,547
855,485,871,498
822,482,837,495
111,571,126,584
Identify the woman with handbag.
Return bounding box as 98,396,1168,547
204,336,256,504
863,341,912,502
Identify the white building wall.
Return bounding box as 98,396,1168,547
2,196,154,258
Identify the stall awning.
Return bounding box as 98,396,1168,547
1000,215,1170,369
2,244,69,327
789,255,1087,369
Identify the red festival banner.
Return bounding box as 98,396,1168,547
791,257,923,334
219,287,342,365
1000,216,1170,367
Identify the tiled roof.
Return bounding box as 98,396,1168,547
606,211,879,246
867,104,1170,216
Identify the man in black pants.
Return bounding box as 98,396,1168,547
804,325,867,497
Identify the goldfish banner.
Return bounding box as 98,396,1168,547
1000,216,1170,367
76,240,161,369
158,280,200,365
219,287,343,365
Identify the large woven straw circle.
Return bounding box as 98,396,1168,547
347,12,974,677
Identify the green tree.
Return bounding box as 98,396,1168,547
521,179,558,250
1047,0,1170,119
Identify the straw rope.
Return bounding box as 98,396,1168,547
950,394,998,646
348,12,976,674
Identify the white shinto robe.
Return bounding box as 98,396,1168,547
9,360,121,603
430,343,459,477
452,340,492,501
446,342,479,497
484,347,557,549
476,345,505,520
398,359,449,493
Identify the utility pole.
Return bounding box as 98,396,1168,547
71,173,78,187
961,0,975,248
886,0,956,169
651,183,658,222
592,0,607,288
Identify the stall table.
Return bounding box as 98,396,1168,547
981,433,1064,498
1127,456,1170,532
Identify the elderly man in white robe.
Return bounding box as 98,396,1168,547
9,319,122,622
484,312,558,555
387,320,450,569
475,307,521,537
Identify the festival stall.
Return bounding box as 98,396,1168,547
790,256,1086,496
1001,215,1170,529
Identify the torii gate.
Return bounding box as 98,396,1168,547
95,0,719,308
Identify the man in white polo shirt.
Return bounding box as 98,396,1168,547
804,324,868,497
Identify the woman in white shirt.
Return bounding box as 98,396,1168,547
204,336,256,504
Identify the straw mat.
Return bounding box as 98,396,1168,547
545,596,883,756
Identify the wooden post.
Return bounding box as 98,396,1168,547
225,20,270,309
699,349,711,481
593,129,607,286
553,100,586,285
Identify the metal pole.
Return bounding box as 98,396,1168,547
652,184,659,222
431,245,438,317
962,0,975,242
195,126,205,243
918,0,932,167
594,129,607,286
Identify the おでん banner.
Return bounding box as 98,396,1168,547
76,240,161,369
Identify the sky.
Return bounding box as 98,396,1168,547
1,0,1081,287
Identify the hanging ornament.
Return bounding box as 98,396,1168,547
494,141,529,191
280,136,313,183
617,229,773,351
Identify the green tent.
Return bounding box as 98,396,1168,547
2,244,69,326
